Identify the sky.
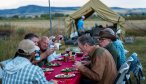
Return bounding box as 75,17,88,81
0,0,146,9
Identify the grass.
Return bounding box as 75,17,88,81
125,37,146,84
0,20,146,83
0,24,66,61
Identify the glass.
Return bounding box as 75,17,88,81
72,52,75,55
66,50,70,54
71,55,76,61
69,51,72,57
64,54,69,62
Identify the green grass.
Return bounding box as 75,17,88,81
125,37,146,84
0,25,57,61
0,23,146,83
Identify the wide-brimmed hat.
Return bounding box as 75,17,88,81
18,39,39,55
99,28,116,41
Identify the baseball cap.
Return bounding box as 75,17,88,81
18,39,39,55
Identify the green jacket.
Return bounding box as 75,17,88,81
105,43,120,70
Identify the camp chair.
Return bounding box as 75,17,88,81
128,53,145,84
114,56,134,84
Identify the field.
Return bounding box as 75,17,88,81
0,19,146,83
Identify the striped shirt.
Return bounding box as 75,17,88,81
2,57,53,84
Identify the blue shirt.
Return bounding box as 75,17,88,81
113,39,126,66
77,19,84,31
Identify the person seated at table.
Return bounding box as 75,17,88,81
98,28,120,70
2,39,57,84
103,28,126,67
35,36,56,66
47,36,61,62
24,33,39,45
24,34,54,65
75,35,117,84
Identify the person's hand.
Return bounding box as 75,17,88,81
75,61,83,69
53,80,58,84
50,79,58,84
54,45,58,50
45,48,55,56
81,60,90,65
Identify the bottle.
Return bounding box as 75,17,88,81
71,52,76,61
35,46,40,61
64,54,69,62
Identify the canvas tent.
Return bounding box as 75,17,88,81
65,0,125,38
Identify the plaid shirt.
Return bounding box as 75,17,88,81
2,57,53,84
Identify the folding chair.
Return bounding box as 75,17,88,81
129,53,145,84
114,56,134,84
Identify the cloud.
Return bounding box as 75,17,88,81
101,0,146,8
0,0,146,9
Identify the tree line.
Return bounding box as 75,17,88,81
1,13,146,20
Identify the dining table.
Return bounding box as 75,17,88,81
44,54,82,84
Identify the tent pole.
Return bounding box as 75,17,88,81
48,0,53,35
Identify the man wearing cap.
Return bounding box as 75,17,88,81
77,16,85,36
98,28,120,70
2,39,57,84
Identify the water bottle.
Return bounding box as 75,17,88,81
35,46,40,60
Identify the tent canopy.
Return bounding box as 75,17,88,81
65,0,125,38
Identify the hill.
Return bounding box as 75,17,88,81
0,5,79,17
0,5,146,17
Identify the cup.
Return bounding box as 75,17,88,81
66,50,70,54
69,51,72,57
64,54,69,62
71,55,76,61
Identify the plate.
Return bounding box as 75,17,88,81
42,68,54,72
56,58,64,61
55,74,75,78
61,68,76,72
46,62,61,67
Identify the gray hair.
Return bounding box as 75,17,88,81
78,34,95,46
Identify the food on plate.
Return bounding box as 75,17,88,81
42,68,54,72
56,58,64,61
46,62,61,67
55,74,75,78
61,68,76,72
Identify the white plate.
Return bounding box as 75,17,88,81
55,74,75,78
61,68,76,72
56,58,64,61
42,68,54,72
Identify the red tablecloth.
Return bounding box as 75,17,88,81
44,56,82,84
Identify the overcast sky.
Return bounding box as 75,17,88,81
0,0,146,9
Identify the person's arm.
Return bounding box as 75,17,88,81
32,49,55,64
34,67,57,84
75,52,106,81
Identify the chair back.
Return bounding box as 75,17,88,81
114,56,134,84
